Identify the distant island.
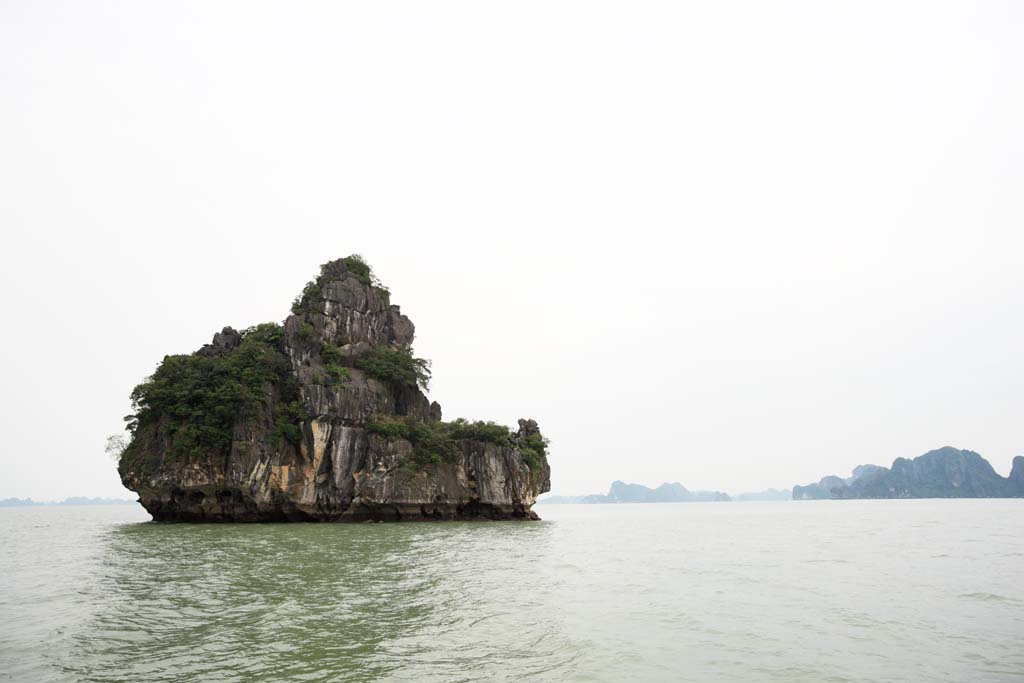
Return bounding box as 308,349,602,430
539,481,791,504
794,447,1024,499
116,256,550,522
732,488,792,502
540,447,1024,505
0,497,138,507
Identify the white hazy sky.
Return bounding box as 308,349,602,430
1,1,1022,500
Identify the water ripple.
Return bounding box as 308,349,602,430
2,502,1024,682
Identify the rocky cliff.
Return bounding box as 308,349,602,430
793,447,1024,500
118,256,551,522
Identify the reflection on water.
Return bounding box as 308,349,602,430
60,519,563,683
2,501,1024,683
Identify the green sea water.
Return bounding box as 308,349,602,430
2,500,1022,682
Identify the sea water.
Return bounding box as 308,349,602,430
1,500,1022,682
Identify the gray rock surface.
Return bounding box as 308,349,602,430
196,326,242,357
118,257,550,522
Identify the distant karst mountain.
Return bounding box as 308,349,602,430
540,480,730,504
794,447,1024,500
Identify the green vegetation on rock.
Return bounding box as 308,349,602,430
317,343,351,385
519,432,549,474
123,323,306,466
339,254,372,286
367,416,458,467
367,416,545,472
271,399,306,446
291,280,321,315
446,418,513,446
325,365,351,385
320,343,342,365
355,346,431,390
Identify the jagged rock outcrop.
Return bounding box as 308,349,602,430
118,256,551,522
793,447,1024,500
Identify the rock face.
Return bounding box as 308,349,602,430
793,447,1024,500
118,256,551,522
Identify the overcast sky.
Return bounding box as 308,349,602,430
1,1,1022,500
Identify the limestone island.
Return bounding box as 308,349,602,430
118,256,551,522
793,447,1024,500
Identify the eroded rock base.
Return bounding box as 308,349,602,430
139,489,541,523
